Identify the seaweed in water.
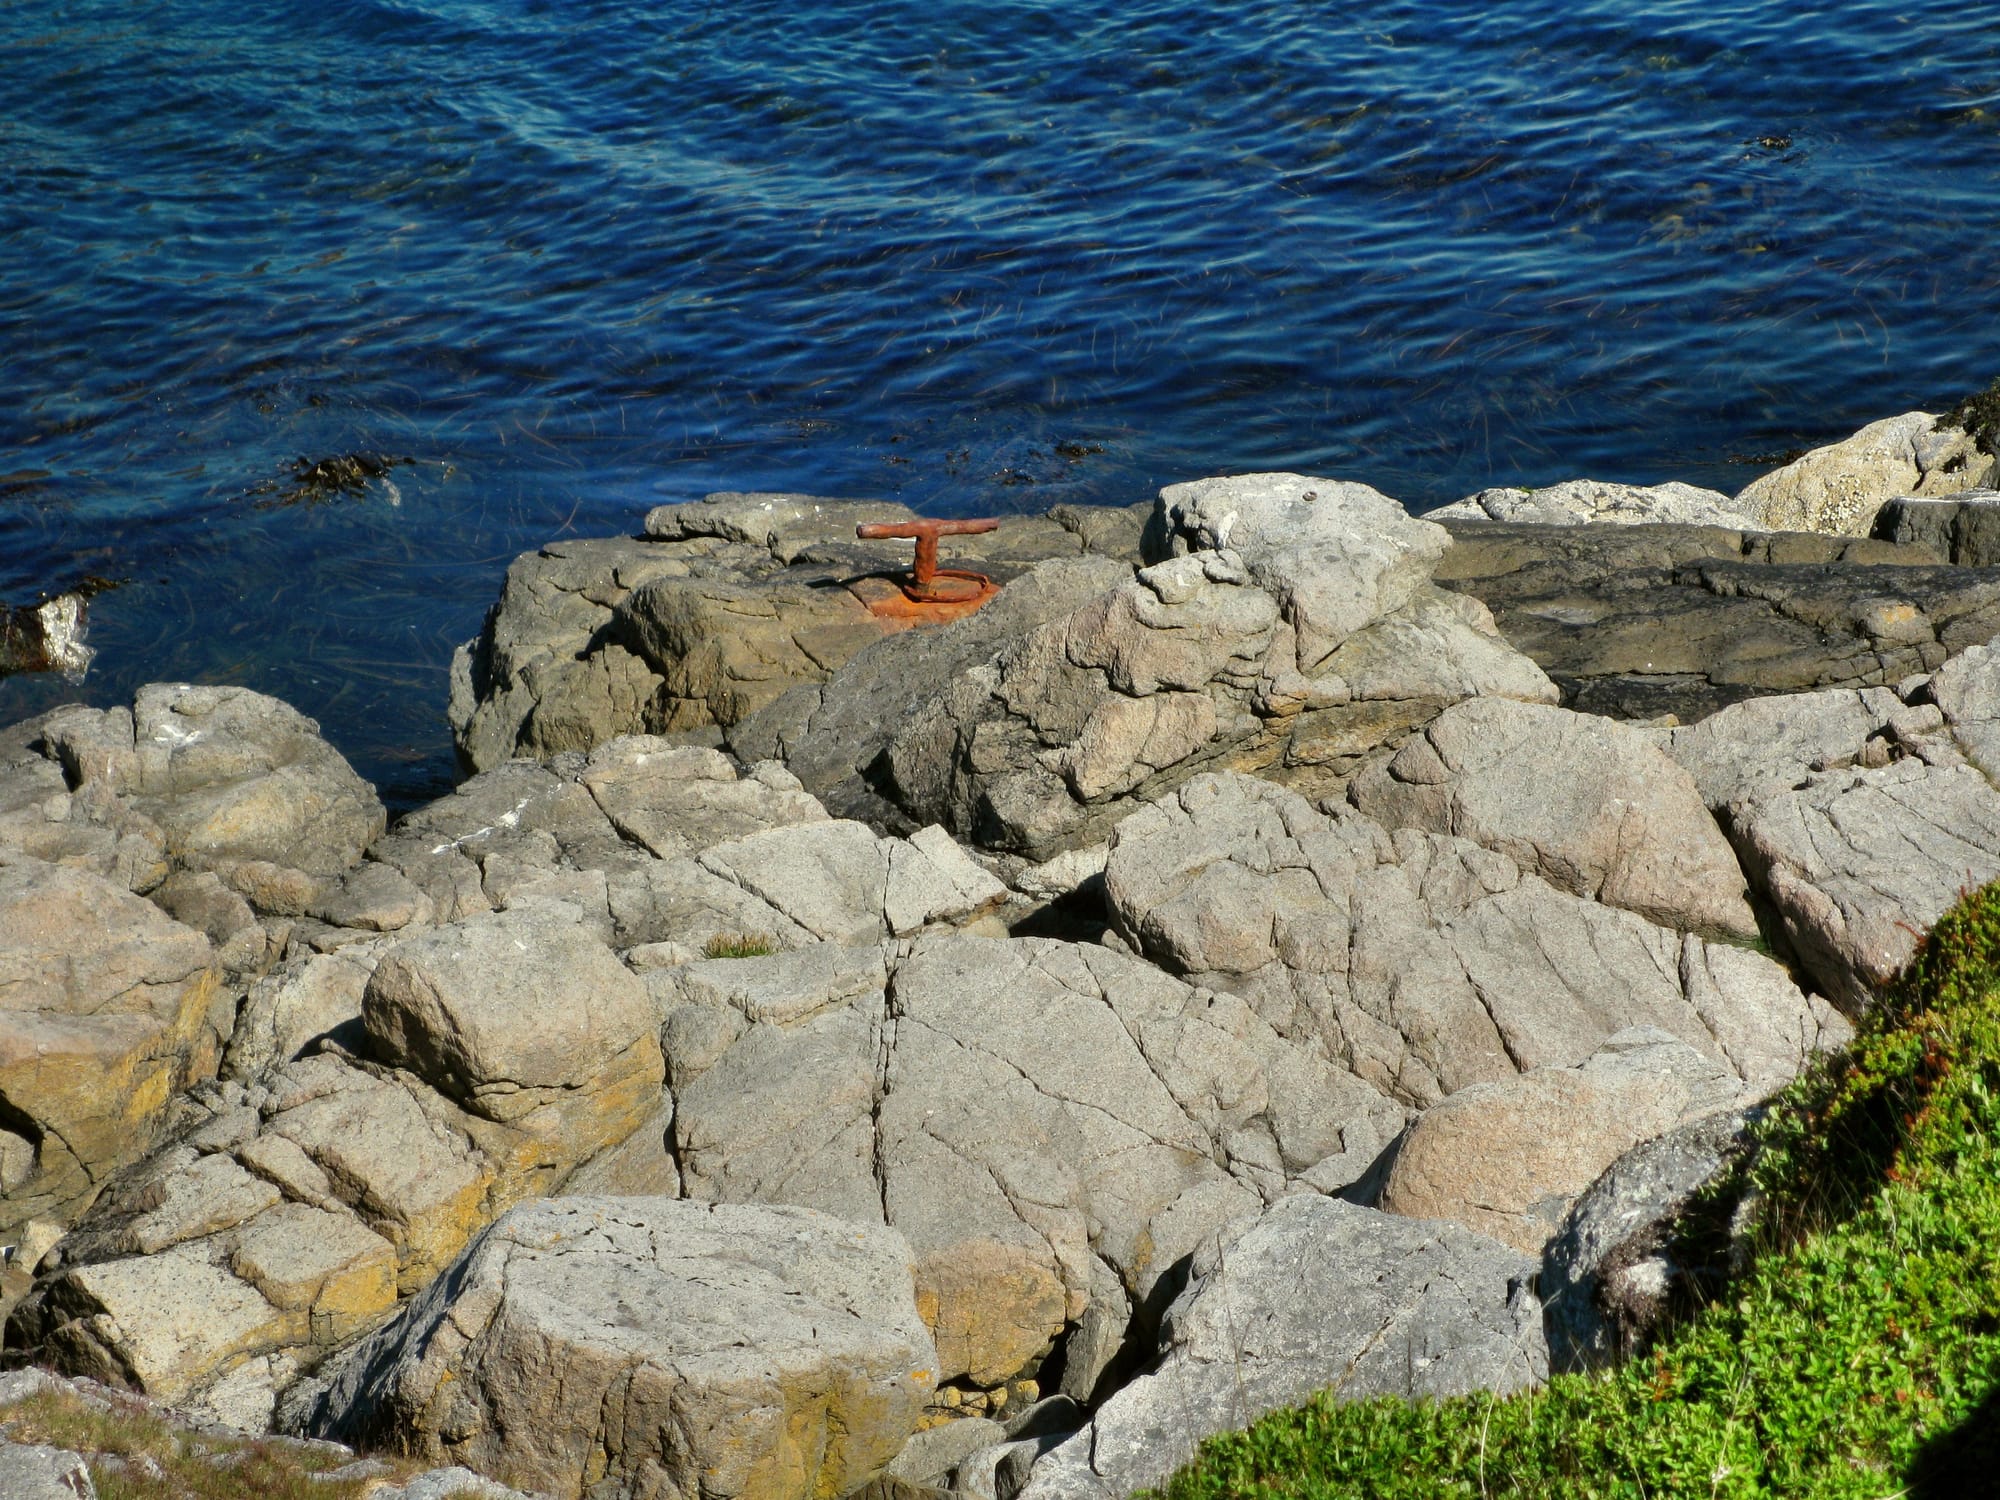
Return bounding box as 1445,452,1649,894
240,451,412,509
1939,378,2000,458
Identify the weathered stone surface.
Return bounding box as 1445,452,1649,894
1542,1108,1754,1372
887,1417,1007,1486
0,856,224,1238
295,1198,937,1500
1734,412,1993,535
1874,489,2000,565
1103,773,1836,1111
1349,697,1758,939
880,478,1554,859
729,555,1136,821
0,1441,96,1499
126,685,384,877
306,861,431,933
657,931,1406,1393
1659,686,1905,811
1430,479,1757,529
1016,1196,1546,1500
1377,1029,1742,1253
449,497,1144,773
1663,645,2000,1013
223,946,383,1081
1727,759,2000,1012
362,908,661,1131
148,870,267,973
0,710,167,895
579,737,826,858
1153,474,1449,663
1434,521,2000,725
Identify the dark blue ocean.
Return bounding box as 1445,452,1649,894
4,0,1997,805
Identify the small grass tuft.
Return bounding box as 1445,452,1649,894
703,931,777,960
1149,879,2000,1499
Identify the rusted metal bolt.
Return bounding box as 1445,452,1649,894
855,517,1000,590
856,517,1000,602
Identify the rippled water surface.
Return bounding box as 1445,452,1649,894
4,0,1998,803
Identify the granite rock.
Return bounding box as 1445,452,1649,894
294,1197,937,1500
1734,412,1993,536
1348,697,1758,940
1429,479,1757,530
1015,1196,1545,1500
0,857,226,1239
1376,1028,1744,1253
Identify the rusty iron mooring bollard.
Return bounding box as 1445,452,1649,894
853,517,1002,619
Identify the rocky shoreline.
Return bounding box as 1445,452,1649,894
2,405,1998,1500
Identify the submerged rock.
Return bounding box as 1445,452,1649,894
0,595,94,683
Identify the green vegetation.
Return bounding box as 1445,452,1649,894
0,1385,432,1500
1150,881,2000,1499
704,931,777,959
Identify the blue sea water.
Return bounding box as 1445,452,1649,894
3,0,1997,805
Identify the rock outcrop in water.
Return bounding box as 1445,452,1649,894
18,410,2000,1498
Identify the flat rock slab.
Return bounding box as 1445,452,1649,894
1429,479,1755,530
1016,1195,1546,1500
656,930,1406,1392
1728,759,2000,1012
296,1197,938,1500
1435,521,2000,725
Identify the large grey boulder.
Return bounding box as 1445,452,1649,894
1348,697,1758,940
729,554,1137,822
448,497,1145,773
881,476,1554,859
1734,412,1993,535
1727,759,2000,1012
1376,1028,1743,1253
362,906,665,1154
294,1197,938,1500
123,685,385,878
0,855,226,1239
1103,773,1841,1110
1015,1196,1546,1500
1430,479,1757,529
1542,1108,1755,1372
1873,489,2000,565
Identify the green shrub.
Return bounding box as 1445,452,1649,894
1150,881,2000,1500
